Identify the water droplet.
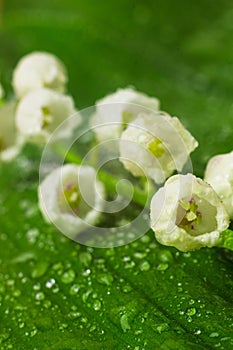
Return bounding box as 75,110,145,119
186,307,196,316
122,285,132,293
31,261,48,279
93,300,102,311
12,252,36,263
69,284,79,295
13,289,21,298
79,252,92,266
89,324,97,332
125,261,135,269
59,323,68,332
52,262,63,272
82,269,91,277
26,228,39,243
33,283,41,291
210,332,219,338
140,235,151,243
139,261,150,272
155,323,170,334
6,279,15,287
43,300,52,309
158,250,174,263
157,263,169,271
61,269,75,284
68,311,81,320
30,328,38,337
82,289,92,303
97,273,113,286
35,292,45,301
120,314,131,332
134,252,147,259
45,278,56,289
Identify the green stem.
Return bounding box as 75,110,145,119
217,229,233,251
58,147,154,208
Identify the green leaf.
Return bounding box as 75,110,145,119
1,1,233,349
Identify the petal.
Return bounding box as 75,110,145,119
205,151,233,219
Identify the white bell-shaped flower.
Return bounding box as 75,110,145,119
205,151,233,219
90,87,160,142
150,173,229,252
15,88,79,144
38,164,105,237
0,101,24,161
13,51,67,98
119,112,198,184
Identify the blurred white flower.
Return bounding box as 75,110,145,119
90,87,160,142
38,164,105,237
13,52,67,98
205,151,233,219
0,101,24,161
119,112,198,184
150,174,229,252
0,83,4,100
15,88,79,144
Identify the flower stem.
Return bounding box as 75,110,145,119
59,147,154,208
217,229,233,251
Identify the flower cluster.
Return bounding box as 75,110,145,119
0,52,79,160
2,51,233,252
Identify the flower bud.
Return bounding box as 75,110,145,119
91,87,160,142
150,174,229,251
13,52,67,98
119,112,198,184
15,88,79,143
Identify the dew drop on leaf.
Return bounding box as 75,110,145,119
120,314,131,332
97,273,113,286
69,284,79,295
186,307,196,316
93,299,102,311
156,263,169,271
139,261,151,271
61,269,76,284
35,292,45,301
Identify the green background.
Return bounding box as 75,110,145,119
1,0,233,349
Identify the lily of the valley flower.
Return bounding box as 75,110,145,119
119,112,198,184
90,87,160,142
150,173,229,252
0,102,24,161
38,164,105,237
13,52,67,98
15,88,79,143
205,151,233,219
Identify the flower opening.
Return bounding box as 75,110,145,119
148,138,166,158
150,174,229,251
